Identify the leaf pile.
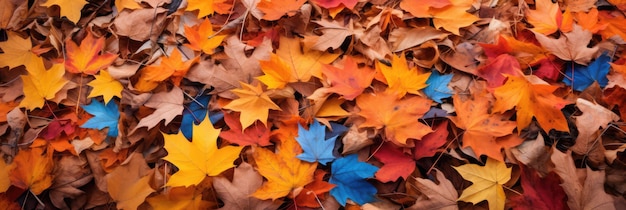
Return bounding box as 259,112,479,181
2,0,626,209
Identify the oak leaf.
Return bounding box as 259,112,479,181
163,114,243,187
87,70,122,103
9,147,54,195
184,18,226,54
222,82,281,129
257,36,339,89
65,31,117,75
252,138,317,200
40,0,87,23
453,158,511,210
449,94,520,161
19,59,69,110
356,91,432,146
377,53,431,98
533,24,598,65
213,162,281,210
493,75,571,132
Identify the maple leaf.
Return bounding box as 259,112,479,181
294,169,335,208
213,162,281,210
377,53,431,98
87,70,122,103
180,94,212,140
311,0,357,9
453,158,511,210
185,0,215,17
356,91,432,146
413,121,448,160
0,31,40,70
163,114,243,187
525,0,561,35
257,36,339,89
428,0,480,35
329,154,379,206
477,54,524,88
409,169,458,210
40,0,87,23
313,56,375,101
252,138,317,200
219,111,271,146
533,24,599,65
400,0,451,18
449,94,520,161
106,153,155,210
81,99,119,137
564,52,611,91
222,82,281,129
373,143,415,182
133,87,184,132
493,75,571,132
19,59,69,110
508,165,568,210
139,48,199,87
146,186,211,210
114,0,141,11
257,0,307,20
570,98,619,165
9,147,54,195
423,70,453,103
184,18,226,54
295,120,337,165
65,30,117,75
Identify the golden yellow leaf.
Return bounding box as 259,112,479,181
453,158,511,210
223,82,282,129
146,186,210,210
252,138,317,200
40,0,88,23
88,70,122,103
19,58,69,110
0,31,39,70
114,0,142,11
377,53,431,99
163,114,243,187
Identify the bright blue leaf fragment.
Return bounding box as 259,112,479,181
564,52,611,91
329,154,379,206
424,70,453,103
180,94,211,139
296,120,337,165
81,99,119,137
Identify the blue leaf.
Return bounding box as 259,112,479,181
180,94,210,139
564,52,611,91
326,122,348,140
424,70,453,103
296,120,337,165
329,154,379,206
81,99,119,137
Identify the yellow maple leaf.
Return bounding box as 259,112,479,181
163,114,243,187
252,138,317,200
377,53,431,99
114,0,142,11
0,31,39,70
65,30,117,75
223,82,282,129
9,147,54,195
493,75,571,133
184,18,226,54
453,158,511,210
87,70,122,103
146,186,211,210
257,36,339,89
40,0,88,23
19,58,69,110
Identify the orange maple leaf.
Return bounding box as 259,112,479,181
257,0,307,21
65,31,117,75
449,94,521,161
313,56,375,100
184,18,226,54
401,0,478,35
8,147,54,195
493,75,571,132
252,138,317,200
139,48,199,87
356,91,432,146
525,0,561,35
376,53,431,99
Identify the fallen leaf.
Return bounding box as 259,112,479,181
526,0,561,35
414,121,448,160
408,169,458,210
376,53,431,98
294,169,335,208
0,31,39,70
184,18,226,54
257,0,307,20
138,48,199,88
48,155,93,209
213,162,281,210
453,158,511,210
105,153,155,210
423,70,453,103
133,87,184,132
329,154,379,206
19,59,69,110
374,143,415,182
87,70,123,103
570,98,619,165
40,0,87,23
9,147,54,195
163,114,243,187
146,186,210,210
65,30,117,75
312,56,375,101
220,111,271,146
222,82,281,129
533,24,599,65
81,99,119,137
508,164,568,210
564,52,611,91
295,120,337,165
